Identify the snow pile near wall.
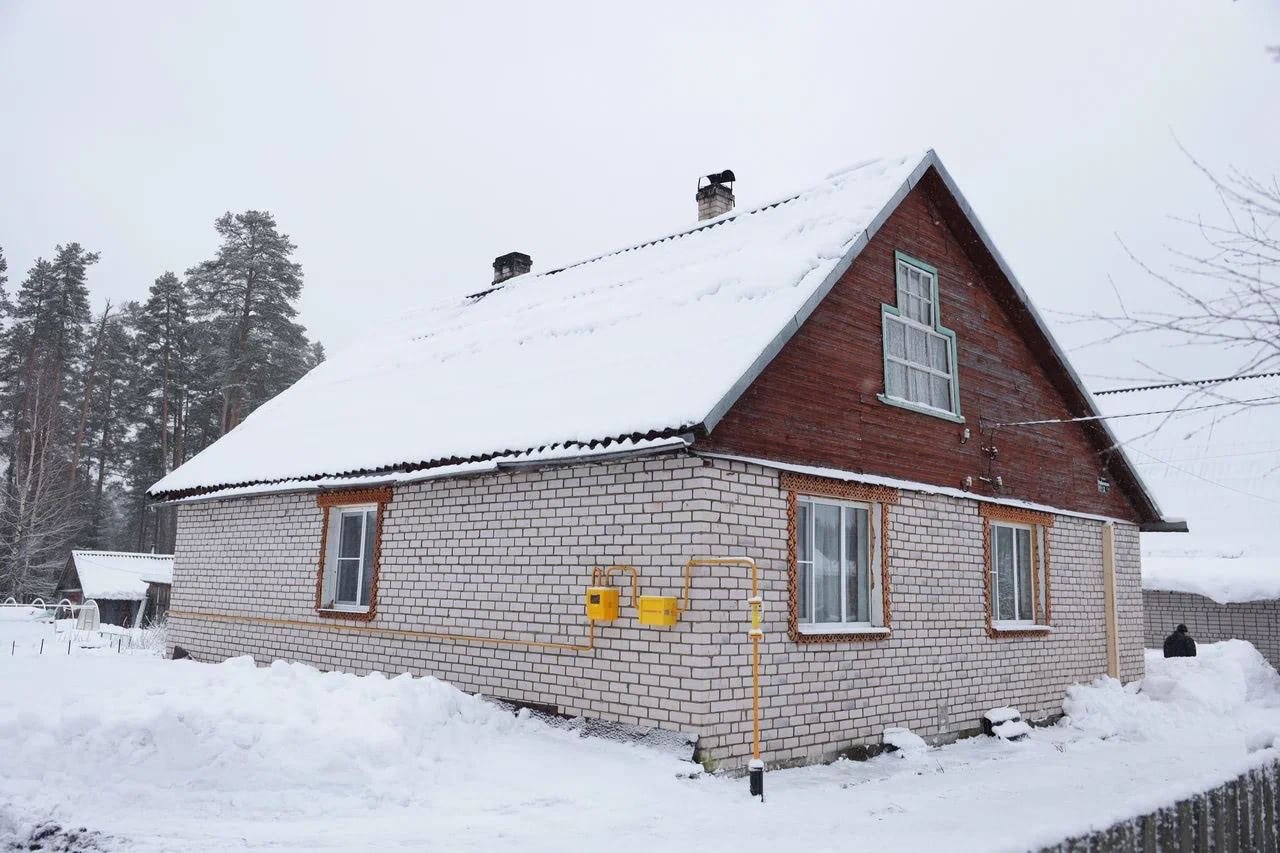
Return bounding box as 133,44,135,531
0,656,685,808
881,726,928,756
2,639,1279,852
1063,640,1280,749
0,655,692,850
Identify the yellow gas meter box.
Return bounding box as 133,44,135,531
638,595,679,626
586,587,619,621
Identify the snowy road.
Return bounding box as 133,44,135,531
2,619,1278,852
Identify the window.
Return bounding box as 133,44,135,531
315,489,390,619
981,506,1052,635
325,505,377,609
990,522,1035,623
880,252,961,420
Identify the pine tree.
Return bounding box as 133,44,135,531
82,308,137,548
0,245,9,311
186,211,304,435
0,245,98,597
133,273,191,551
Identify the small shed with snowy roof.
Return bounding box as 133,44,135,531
55,550,174,627
151,150,1184,770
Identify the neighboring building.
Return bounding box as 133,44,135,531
1097,378,1280,669
149,150,1182,769
1144,591,1279,669
55,550,175,627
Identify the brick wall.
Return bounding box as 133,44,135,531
1144,590,1280,669
170,453,1142,769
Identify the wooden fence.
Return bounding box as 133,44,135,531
1041,759,1279,852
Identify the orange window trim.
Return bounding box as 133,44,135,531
980,504,1054,639
314,488,392,621
782,472,897,644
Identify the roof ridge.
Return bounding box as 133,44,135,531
463,192,806,302
539,153,932,280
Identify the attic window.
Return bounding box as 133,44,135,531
879,252,962,422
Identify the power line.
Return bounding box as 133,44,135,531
1132,447,1280,463
990,394,1280,429
1124,445,1280,507
1094,371,1280,396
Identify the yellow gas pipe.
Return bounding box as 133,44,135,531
604,565,639,606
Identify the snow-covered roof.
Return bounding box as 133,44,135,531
148,149,1165,524
150,152,933,496
1096,378,1280,603
65,551,174,601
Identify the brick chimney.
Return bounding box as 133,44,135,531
492,251,532,285
696,169,735,221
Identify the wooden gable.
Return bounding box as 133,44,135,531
697,168,1153,523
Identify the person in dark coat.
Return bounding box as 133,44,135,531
1163,624,1197,658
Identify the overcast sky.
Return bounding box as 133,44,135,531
1,0,1276,386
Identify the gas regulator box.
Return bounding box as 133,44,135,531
638,595,679,626
586,587,619,621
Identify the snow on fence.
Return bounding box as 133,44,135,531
1041,759,1279,852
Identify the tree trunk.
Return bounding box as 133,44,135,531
70,302,111,482
225,272,255,433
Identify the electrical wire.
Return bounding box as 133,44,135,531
1094,371,1280,396
1123,445,1280,507
990,394,1280,429
1129,447,1280,464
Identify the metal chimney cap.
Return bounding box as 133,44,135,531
699,169,736,188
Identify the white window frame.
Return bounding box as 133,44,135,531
989,520,1045,629
879,252,963,423
795,495,885,634
320,503,377,613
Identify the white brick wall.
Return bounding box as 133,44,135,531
1145,590,1279,669
170,452,1143,769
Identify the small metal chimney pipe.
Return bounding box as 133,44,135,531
696,169,735,221
492,251,532,284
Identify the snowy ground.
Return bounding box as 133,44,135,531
2,615,1279,852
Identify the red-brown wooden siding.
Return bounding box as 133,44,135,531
697,175,1146,523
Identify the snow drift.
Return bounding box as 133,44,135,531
1063,640,1280,748
3,639,1279,852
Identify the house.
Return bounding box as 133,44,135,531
148,150,1183,769
55,550,175,627
1096,377,1280,669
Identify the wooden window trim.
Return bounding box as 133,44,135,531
314,488,392,621
979,504,1053,638
782,472,898,644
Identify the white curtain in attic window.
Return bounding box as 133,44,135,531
897,263,934,326
884,313,954,412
